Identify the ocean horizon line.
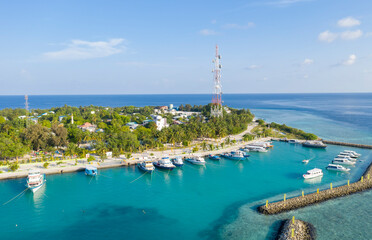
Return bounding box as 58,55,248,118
1,92,372,97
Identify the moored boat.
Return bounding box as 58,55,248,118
138,160,155,172
326,164,350,172
332,158,355,166
208,154,221,160
243,145,268,152
153,157,176,170
171,156,184,167
26,170,46,193
185,156,206,165
85,165,98,176
221,151,249,160
343,150,361,157
302,141,327,148
303,168,323,179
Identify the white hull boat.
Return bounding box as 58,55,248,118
303,168,323,179
26,170,46,193
185,156,206,165
326,164,350,172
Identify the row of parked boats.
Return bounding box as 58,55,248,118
26,141,274,193
137,156,206,172
302,150,361,179
326,150,361,172
138,141,274,172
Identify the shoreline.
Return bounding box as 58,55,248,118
0,123,271,181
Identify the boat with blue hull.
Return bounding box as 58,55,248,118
26,170,46,193
171,156,184,167
153,157,176,170
138,161,155,172
85,166,98,176
208,154,221,160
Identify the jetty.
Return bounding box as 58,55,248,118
277,218,316,240
322,140,372,149
258,164,372,215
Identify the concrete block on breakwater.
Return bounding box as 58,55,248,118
258,164,372,215
277,219,316,240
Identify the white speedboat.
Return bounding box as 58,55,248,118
332,158,355,166
26,170,46,193
336,154,355,160
153,157,176,170
138,160,155,172
171,156,184,167
303,168,323,179
339,151,359,158
302,159,309,164
326,164,350,172
185,156,206,165
288,139,301,144
343,150,361,157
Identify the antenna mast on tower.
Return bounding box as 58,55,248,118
25,95,29,127
211,45,223,117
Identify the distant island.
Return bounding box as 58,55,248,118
0,104,317,172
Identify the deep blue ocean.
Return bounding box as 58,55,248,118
0,93,372,240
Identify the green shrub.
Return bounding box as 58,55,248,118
8,163,20,172
43,162,49,169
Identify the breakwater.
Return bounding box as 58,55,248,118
322,140,372,149
258,163,372,215
277,218,316,240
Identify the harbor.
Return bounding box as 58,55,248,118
259,146,372,215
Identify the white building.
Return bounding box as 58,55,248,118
151,115,169,131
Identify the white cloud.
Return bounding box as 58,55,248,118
303,58,314,65
44,38,125,60
303,75,309,79
340,30,363,40
223,22,255,29
318,30,338,43
199,29,217,36
246,64,261,70
343,54,357,65
338,17,361,28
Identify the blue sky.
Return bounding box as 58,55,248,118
1,0,372,95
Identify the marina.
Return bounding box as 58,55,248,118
1,140,371,240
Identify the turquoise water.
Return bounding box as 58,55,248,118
1,93,372,239
0,142,371,240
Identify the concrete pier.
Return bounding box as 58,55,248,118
258,164,372,215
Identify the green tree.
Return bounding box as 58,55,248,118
24,124,50,150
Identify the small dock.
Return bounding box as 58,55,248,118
322,140,372,149
258,164,372,215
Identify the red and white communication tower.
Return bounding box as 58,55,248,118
211,45,223,117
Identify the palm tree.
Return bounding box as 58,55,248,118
201,141,208,151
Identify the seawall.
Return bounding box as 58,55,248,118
258,163,372,215
323,140,372,149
